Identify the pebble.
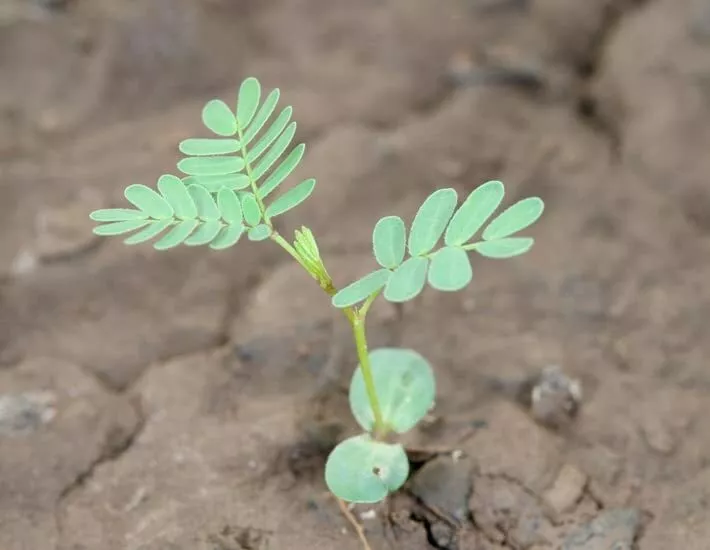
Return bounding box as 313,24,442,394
408,454,473,524
0,392,56,436
562,508,642,550
531,365,582,429
543,464,588,518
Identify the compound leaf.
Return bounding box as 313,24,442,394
350,348,436,433
332,268,391,308
124,219,173,245
217,188,243,224
153,219,199,250
124,184,174,219
179,138,241,156
252,122,298,181
187,184,220,220
202,99,237,136
241,193,261,226
482,197,544,240
246,107,292,164
248,224,272,241
428,246,472,291
408,188,458,256
373,216,406,269
185,220,222,246
90,209,148,222
384,256,429,303
237,77,261,128
265,178,315,218
209,224,245,250
325,435,409,504
242,89,280,145
474,237,534,258
445,180,504,245
92,219,150,236
258,143,306,199
157,175,197,219
177,156,245,177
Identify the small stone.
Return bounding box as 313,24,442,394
409,454,473,524
562,508,641,550
543,464,588,518
530,365,582,429
0,392,56,436
640,415,676,455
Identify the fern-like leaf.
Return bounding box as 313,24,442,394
90,179,246,250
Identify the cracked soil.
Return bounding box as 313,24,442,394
2,0,710,548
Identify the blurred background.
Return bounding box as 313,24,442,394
1,1,709,549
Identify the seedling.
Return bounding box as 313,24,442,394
89,77,544,505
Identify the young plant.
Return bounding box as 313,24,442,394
89,77,544,505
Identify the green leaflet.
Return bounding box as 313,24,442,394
124,184,174,219
246,107,292,164
384,256,429,303
482,197,544,240
184,220,222,246
217,188,243,224
332,269,391,308
473,237,534,258
209,224,244,250
408,188,458,256
325,435,409,504
92,219,150,236
445,180,504,246
258,143,306,199
157,175,197,219
265,178,315,218
427,246,472,291
90,209,148,222
241,193,261,226
252,122,297,181
193,174,251,192
177,156,245,177
202,99,237,136
242,89,280,145
237,77,261,128
373,216,406,269
179,138,241,156
248,224,272,241
349,348,435,433
124,219,173,245
153,219,199,250
187,184,220,220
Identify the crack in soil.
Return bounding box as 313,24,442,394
574,0,654,160
53,397,146,550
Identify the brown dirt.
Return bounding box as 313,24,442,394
1,0,710,548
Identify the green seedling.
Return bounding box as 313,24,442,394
89,77,544,505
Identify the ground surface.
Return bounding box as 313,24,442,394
1,0,710,548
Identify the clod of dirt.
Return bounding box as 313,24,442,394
542,464,588,520
562,508,642,550
530,365,582,429
206,525,271,550
32,190,103,263
408,454,474,525
0,391,56,435
469,474,553,548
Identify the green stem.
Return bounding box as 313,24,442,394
351,314,386,438
236,125,269,221
270,232,385,437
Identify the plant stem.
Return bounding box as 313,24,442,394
351,314,386,438
270,234,385,436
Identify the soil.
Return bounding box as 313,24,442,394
2,0,710,548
